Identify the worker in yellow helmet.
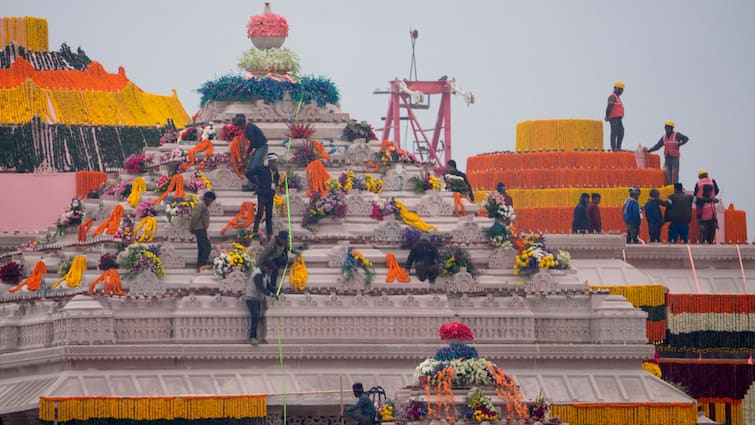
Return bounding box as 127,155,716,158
645,120,689,184
605,81,625,151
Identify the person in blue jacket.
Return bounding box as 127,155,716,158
343,383,376,425
623,187,642,244
643,189,667,243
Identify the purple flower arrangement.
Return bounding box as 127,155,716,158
136,200,156,219
185,171,208,193
123,154,153,174
302,191,347,227
102,180,132,199
398,400,428,421
119,243,165,279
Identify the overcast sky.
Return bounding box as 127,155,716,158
7,0,755,239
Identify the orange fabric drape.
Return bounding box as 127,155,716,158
306,160,330,196
185,139,214,168
312,140,330,161
92,204,124,236
220,201,256,235
385,253,410,283
8,260,46,293
152,174,185,205
229,135,249,179
75,171,108,198
88,268,125,296
77,217,93,242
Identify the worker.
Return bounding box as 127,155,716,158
693,169,720,199
645,120,689,184
605,81,625,151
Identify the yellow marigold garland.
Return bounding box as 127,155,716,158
134,216,157,242
52,255,87,289
550,402,697,425
288,253,308,291
364,173,383,193
127,177,146,207
589,284,666,308
394,199,436,232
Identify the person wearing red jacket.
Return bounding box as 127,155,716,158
605,81,625,151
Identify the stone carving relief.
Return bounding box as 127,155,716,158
346,193,372,216
452,216,485,243
401,294,420,309
324,293,344,308
488,247,516,269
286,194,306,215
159,244,186,269
416,191,453,217
382,168,405,191
208,201,224,215
352,293,369,307
427,294,447,308
445,268,478,293
482,294,500,308
375,294,394,307
272,95,297,119
528,270,558,293
127,272,164,297
298,294,318,308
507,294,527,309
327,242,350,267
165,217,194,242
373,218,404,241
344,141,373,165
220,270,247,293
211,167,243,190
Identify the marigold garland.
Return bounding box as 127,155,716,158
77,217,93,242
152,174,185,205
288,253,308,291
229,135,249,179
364,173,383,193
75,170,107,198
305,159,330,196
589,284,666,308
186,139,214,168
134,216,157,242
385,253,410,283
393,199,436,232
220,201,256,235
453,192,469,217
92,204,124,236
127,177,147,207
312,139,330,160
52,255,87,289
88,268,125,296
8,260,46,293
0,17,49,51
550,402,697,425
424,367,455,422
486,361,529,422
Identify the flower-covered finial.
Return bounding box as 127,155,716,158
438,321,474,342
247,2,289,49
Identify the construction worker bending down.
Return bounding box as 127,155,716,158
645,120,689,185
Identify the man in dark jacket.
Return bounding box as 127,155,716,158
572,193,590,234
244,260,276,346
232,113,269,192
495,182,513,207
257,230,290,287
343,383,376,425
405,234,442,284
643,189,667,243
444,159,474,201
251,152,280,241
623,187,642,243
587,193,602,233
665,183,694,244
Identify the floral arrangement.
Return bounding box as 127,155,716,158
114,216,134,243
287,120,315,139
370,201,397,221
464,388,498,422
213,243,255,278
302,191,347,227
439,321,474,342
532,390,551,420
484,191,516,223
513,233,570,276
221,124,242,141
415,357,495,388
364,174,383,193
56,198,86,233
102,180,132,199
338,169,358,191
290,141,318,166
484,221,513,249
153,174,171,193
377,400,395,421
123,154,153,174
0,261,23,284
136,200,156,219
185,170,213,193
179,127,198,141
444,174,469,194
201,153,232,172
98,253,118,271
118,243,165,279
277,165,302,191
342,120,377,142
377,140,418,165
159,129,179,145
434,343,479,362
239,47,300,74
159,147,186,164
341,248,375,286
198,74,339,108
398,400,428,421
409,173,442,194
441,245,476,276
247,6,289,37
163,195,197,223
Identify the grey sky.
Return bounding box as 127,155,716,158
7,0,755,239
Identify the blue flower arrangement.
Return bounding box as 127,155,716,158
434,343,479,361
197,74,340,107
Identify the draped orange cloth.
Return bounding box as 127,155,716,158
385,253,410,283
220,201,256,235
8,260,47,293
92,204,124,236
77,217,93,242
186,139,214,168
88,268,125,296
306,160,330,196
152,174,185,205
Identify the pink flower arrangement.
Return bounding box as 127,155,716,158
247,4,289,38
370,201,397,221
123,154,153,174
439,322,474,342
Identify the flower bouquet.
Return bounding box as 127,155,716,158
484,191,516,223
56,198,86,234
532,390,551,420
222,124,242,141
484,221,513,249
370,201,397,221
341,248,375,286
179,127,198,141
159,129,179,145
290,141,317,166
376,140,418,165
213,243,255,278
163,195,197,223
464,388,498,422
185,170,213,193
123,154,153,174
338,169,358,191
444,174,468,194
376,400,395,422
118,243,165,279
114,216,135,243
342,120,377,142
363,174,383,193
98,253,118,271
136,200,156,219
513,233,570,276
301,190,347,227
398,400,428,421
439,321,474,342
0,261,23,284
103,180,132,199
441,245,476,276
409,173,443,194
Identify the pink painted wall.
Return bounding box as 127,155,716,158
0,173,77,232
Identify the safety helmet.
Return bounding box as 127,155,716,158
665,120,675,128
698,169,708,177
614,81,625,89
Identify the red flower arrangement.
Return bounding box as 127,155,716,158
439,321,474,342
247,3,289,38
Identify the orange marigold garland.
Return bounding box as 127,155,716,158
453,192,469,217
312,140,330,161
486,361,528,423
424,367,456,423
8,260,46,293
306,159,330,196
185,139,214,169
88,268,125,296
77,217,94,242
385,253,410,283
229,135,249,179
92,204,124,236
152,174,185,205
220,201,256,235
